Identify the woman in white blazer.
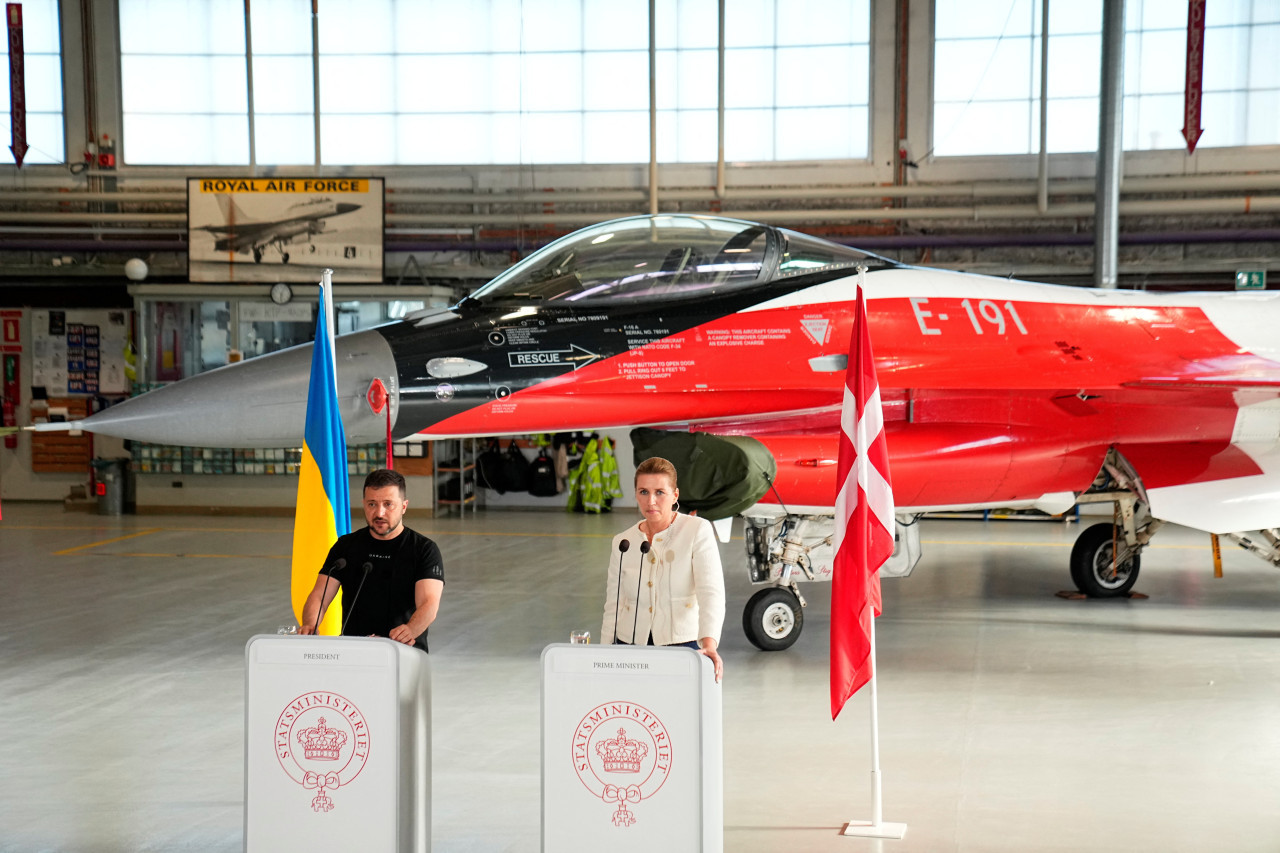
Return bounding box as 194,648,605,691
602,456,725,681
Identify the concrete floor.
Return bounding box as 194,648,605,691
2,504,1279,852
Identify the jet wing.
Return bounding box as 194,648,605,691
200,221,279,239
1143,449,1280,534
1116,397,1280,534
201,221,287,253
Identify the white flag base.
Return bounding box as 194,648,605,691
840,820,907,839
837,614,908,842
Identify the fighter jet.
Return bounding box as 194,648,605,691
198,195,361,263
35,214,1280,649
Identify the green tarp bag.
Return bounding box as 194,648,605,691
629,427,776,521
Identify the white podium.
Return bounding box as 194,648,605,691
541,644,722,852
244,635,431,852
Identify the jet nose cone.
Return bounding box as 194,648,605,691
46,329,399,447
337,203,360,215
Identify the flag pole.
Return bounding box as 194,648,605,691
289,267,349,633
321,268,335,342
868,608,882,824
841,605,904,839
870,604,880,824
838,267,906,840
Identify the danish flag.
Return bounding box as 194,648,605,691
831,284,895,720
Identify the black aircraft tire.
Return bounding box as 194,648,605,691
1070,522,1140,597
281,252,290,263
252,248,262,263
742,587,803,651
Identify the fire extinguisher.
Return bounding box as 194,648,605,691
97,133,116,169
2,354,18,449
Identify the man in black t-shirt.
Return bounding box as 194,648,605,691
300,469,445,652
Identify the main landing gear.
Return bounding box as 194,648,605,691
251,242,294,264
1071,449,1163,597
1070,522,1141,597
1070,455,1280,594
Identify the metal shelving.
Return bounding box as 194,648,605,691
432,437,479,516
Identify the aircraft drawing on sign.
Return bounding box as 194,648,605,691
36,214,1280,650
199,195,361,264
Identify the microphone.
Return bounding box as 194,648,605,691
612,540,630,644
340,562,374,636
631,541,651,645
310,558,346,634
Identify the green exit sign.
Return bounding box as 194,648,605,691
1236,270,1267,290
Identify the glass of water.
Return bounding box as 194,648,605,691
570,630,591,645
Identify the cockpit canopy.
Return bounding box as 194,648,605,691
468,214,873,307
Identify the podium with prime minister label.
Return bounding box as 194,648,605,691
542,644,722,852
244,635,431,852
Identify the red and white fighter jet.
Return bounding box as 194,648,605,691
40,215,1280,649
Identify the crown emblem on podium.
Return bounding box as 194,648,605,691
297,717,348,761
595,727,649,773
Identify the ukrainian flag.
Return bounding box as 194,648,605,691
290,273,351,632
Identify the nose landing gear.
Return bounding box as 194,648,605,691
742,586,804,651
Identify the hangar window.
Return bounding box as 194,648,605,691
0,0,64,165
656,0,872,162
932,0,1280,156
470,215,777,304
120,0,250,164
315,0,870,165
119,0,870,166
313,0,652,165
720,0,871,162
248,0,317,166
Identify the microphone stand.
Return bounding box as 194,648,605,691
310,557,346,634
631,541,650,645
340,562,374,636
613,539,630,644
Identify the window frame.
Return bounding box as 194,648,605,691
109,0,881,171
912,0,1280,183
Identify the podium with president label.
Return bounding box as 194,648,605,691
244,635,431,852
542,644,722,852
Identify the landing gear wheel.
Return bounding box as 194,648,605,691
252,247,263,263
1070,522,1140,597
742,587,803,651
281,252,290,263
